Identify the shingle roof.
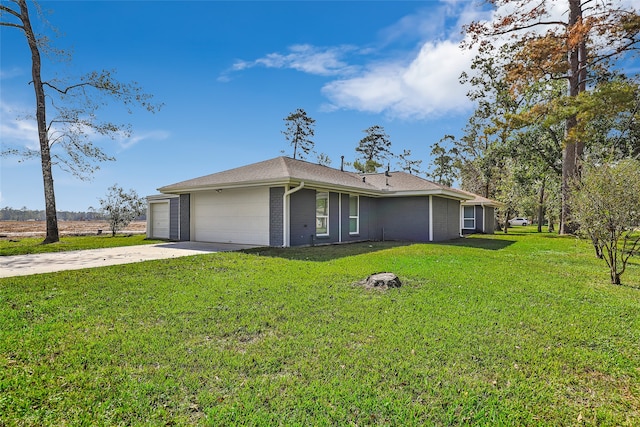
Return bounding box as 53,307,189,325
362,171,452,192
457,189,503,207
158,156,475,201
158,157,380,193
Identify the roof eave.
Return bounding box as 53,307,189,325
461,200,504,208
158,178,474,201
380,189,473,200
158,179,380,195
158,178,292,194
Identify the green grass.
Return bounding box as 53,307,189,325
0,234,164,256
1,230,639,425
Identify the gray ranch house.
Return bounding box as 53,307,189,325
146,156,497,247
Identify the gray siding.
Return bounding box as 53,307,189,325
378,196,430,242
169,198,179,240
340,194,379,242
484,206,495,234
290,190,380,246
269,187,284,247
179,194,190,241
285,190,464,246
289,188,316,246
361,196,381,241
432,197,461,241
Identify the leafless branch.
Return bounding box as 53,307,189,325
0,3,22,20
42,81,94,95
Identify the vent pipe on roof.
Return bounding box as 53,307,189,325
340,156,344,172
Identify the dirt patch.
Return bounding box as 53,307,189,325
0,220,146,238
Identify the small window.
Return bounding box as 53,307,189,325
316,192,329,236
349,195,359,234
463,205,475,229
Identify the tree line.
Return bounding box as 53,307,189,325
282,108,421,175
0,206,146,222
440,0,640,284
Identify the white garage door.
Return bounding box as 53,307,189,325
192,187,270,245
150,202,170,239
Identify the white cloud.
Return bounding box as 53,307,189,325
222,1,483,120
0,101,39,150
322,40,476,119
117,130,170,151
228,0,633,120
0,66,25,80
378,8,446,45
223,44,360,80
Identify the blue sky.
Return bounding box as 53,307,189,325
2,0,490,211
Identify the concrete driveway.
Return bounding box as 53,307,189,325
0,242,258,278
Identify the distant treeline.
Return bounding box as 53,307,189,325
1,207,146,221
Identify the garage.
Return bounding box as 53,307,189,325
149,201,170,239
191,187,270,245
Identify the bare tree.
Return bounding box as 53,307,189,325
570,159,640,285
0,0,160,243
99,185,146,237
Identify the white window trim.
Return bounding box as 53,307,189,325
462,205,475,230
316,191,329,236
349,195,359,235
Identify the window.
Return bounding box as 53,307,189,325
316,192,329,236
463,205,475,229
349,195,359,234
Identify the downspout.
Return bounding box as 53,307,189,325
176,199,180,241
459,201,463,238
282,182,305,247
338,192,342,243
482,205,486,233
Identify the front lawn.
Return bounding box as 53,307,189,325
1,231,638,425
0,234,164,256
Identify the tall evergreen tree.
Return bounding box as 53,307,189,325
426,137,457,187
397,149,422,175
354,125,392,173
282,108,316,160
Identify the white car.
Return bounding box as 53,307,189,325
508,217,529,226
